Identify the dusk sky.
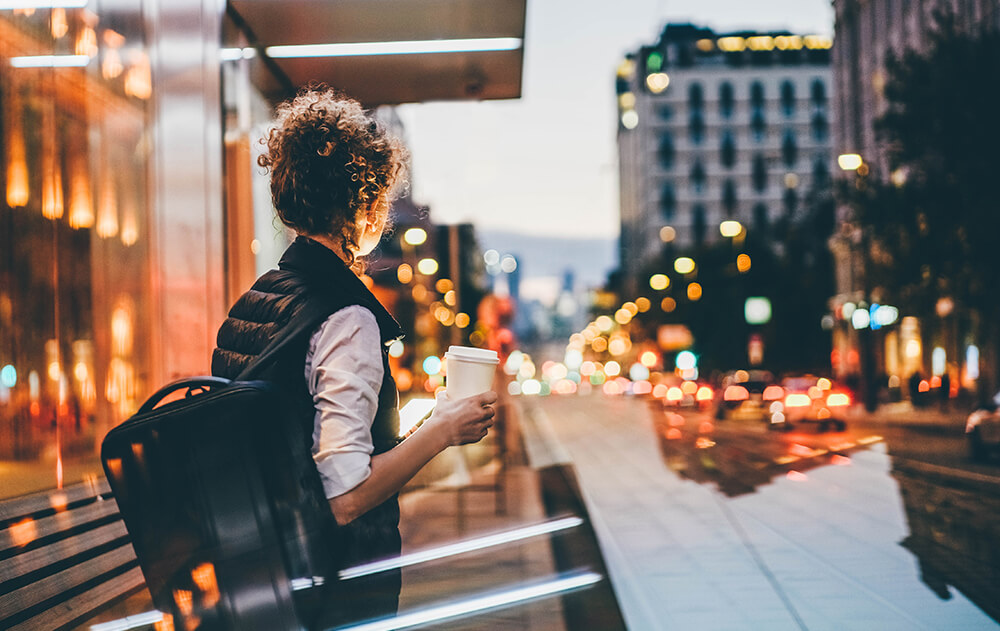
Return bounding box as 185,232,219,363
397,0,835,242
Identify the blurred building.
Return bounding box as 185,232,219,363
0,1,525,498
828,0,999,388
615,23,834,292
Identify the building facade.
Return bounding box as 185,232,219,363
0,1,525,500
616,24,833,292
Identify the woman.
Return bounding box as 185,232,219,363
211,84,498,625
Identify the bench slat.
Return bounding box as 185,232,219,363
5,566,148,631
0,497,121,556
0,520,133,593
0,479,110,523
0,544,138,619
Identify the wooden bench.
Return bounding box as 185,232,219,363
0,478,146,631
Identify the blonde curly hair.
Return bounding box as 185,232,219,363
257,84,409,266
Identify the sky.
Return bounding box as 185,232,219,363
396,0,835,242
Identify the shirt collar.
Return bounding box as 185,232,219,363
279,236,404,345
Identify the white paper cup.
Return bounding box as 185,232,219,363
445,345,499,399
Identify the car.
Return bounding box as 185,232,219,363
966,391,1000,462
715,370,783,426
775,374,851,432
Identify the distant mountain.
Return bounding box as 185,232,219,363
476,230,617,288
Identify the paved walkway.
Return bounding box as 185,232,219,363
521,394,999,631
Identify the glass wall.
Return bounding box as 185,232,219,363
0,4,153,498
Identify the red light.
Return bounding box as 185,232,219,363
930,375,942,389
762,385,785,401
918,380,930,393
724,385,749,401
826,393,850,407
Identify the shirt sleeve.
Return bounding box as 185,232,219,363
305,305,384,499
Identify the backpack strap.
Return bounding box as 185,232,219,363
235,298,335,382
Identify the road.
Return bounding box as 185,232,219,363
520,392,1000,630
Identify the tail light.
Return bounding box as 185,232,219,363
666,387,684,403
696,386,714,401
762,385,785,401
724,385,750,402
785,393,812,408
826,392,850,407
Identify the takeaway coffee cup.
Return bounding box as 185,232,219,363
444,346,500,399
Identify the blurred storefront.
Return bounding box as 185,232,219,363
0,0,525,500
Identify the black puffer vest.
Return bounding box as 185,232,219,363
211,236,404,620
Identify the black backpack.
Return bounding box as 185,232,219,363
101,303,336,631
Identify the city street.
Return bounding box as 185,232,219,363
519,392,1000,630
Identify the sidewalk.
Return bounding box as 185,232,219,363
846,400,969,431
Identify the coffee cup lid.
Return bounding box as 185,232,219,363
445,345,499,364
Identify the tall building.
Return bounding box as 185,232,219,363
829,0,999,386
616,23,834,292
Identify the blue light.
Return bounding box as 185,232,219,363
0,365,15,388
423,356,442,376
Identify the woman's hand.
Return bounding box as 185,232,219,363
424,389,498,446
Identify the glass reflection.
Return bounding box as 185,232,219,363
0,5,153,499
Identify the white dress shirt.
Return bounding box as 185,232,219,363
305,305,383,499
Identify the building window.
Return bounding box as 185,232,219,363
752,154,768,192
690,160,707,194
754,203,769,233
662,184,677,219
781,130,798,168
692,204,707,245
810,79,827,105
722,179,738,214
719,82,735,118
783,187,798,215
780,80,796,117
750,81,765,110
659,134,675,169
811,112,829,141
751,111,766,142
720,131,736,168
689,113,705,144
688,82,704,110
813,158,829,186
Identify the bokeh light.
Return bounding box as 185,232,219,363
403,227,427,245
719,220,742,237
649,274,669,290
674,257,695,274
737,254,752,273
417,258,439,275
687,282,703,301
661,297,677,312
659,226,676,242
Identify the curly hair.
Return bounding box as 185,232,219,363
257,84,409,267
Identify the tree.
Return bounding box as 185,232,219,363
852,13,1000,395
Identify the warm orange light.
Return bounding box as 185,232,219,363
96,170,119,238
173,589,194,617
42,145,64,220
763,385,785,401
666,386,683,402
696,386,713,401
633,381,652,395
191,563,220,608
653,384,668,399
51,7,68,38
674,257,696,274
591,337,608,353
649,274,669,290
666,427,682,440
736,254,752,273
76,25,98,57
661,297,676,312
397,263,413,284
154,614,175,631
635,297,651,312
640,351,658,368
807,386,823,399
817,378,832,390
6,92,28,207
930,375,942,389
687,283,703,301
724,385,749,401
435,278,453,293
918,379,930,393
124,58,153,100
69,164,95,229
10,518,37,547
455,313,471,328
